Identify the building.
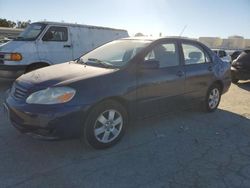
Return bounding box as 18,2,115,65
198,36,250,50
199,37,223,48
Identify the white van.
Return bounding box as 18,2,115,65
0,21,128,80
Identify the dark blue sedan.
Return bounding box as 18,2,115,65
4,37,231,149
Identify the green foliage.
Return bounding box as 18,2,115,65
0,18,16,28
17,20,31,28
0,18,31,28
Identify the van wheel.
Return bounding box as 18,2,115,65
25,63,49,73
83,100,128,149
204,84,221,112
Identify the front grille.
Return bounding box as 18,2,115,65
11,82,29,101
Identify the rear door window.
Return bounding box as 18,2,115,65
182,43,210,65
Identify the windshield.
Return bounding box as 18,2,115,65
78,40,151,68
14,23,46,41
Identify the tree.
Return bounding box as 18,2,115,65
135,32,144,37
0,18,16,28
17,20,31,28
8,20,16,27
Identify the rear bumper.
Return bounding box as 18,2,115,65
0,64,27,80
4,97,91,140
231,66,250,80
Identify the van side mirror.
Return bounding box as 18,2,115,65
139,59,159,69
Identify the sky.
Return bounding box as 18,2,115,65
0,0,249,38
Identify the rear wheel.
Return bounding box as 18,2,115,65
204,84,221,112
83,100,128,149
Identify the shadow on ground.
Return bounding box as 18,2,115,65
236,80,250,91
0,99,250,188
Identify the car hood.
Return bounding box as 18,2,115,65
0,40,33,52
16,62,116,87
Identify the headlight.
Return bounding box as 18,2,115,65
2,52,22,61
26,87,76,104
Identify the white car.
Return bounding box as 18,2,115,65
0,21,128,80
212,49,232,63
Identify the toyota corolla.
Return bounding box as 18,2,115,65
4,37,231,149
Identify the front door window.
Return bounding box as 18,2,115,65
144,43,179,68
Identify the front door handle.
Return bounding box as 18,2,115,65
176,70,184,77
63,45,72,48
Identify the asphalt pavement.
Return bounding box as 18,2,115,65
0,80,250,188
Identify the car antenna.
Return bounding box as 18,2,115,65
179,25,187,37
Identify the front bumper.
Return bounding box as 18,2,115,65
0,64,27,80
4,97,91,140
231,66,250,81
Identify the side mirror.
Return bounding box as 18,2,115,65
139,59,159,69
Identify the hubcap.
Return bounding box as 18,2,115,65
208,88,220,109
94,109,123,143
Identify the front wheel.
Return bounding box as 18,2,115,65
83,100,128,149
204,84,221,112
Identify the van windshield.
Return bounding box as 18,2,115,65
14,23,46,41
78,40,151,68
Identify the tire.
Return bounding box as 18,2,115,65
83,100,128,149
204,84,221,112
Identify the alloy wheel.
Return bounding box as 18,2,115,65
208,88,220,109
94,109,123,143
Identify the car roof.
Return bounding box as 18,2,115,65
237,51,250,62
122,36,199,43
32,21,127,32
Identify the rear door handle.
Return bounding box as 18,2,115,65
176,70,184,77
208,66,213,71
63,45,72,48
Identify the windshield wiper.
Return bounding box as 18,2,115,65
87,58,113,68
